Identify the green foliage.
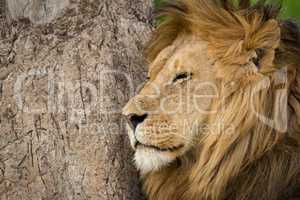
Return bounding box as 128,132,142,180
282,0,300,20
154,0,300,21
154,0,164,7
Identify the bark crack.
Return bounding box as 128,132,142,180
75,52,87,124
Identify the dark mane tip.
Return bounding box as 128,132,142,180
239,0,251,9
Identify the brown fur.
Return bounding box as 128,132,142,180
142,1,300,200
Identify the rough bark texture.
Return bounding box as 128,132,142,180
0,0,152,199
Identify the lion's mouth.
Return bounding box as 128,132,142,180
135,141,184,152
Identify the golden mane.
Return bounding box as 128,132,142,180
143,0,300,200
147,0,299,65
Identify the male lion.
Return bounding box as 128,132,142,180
122,0,300,199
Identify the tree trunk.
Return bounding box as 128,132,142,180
0,0,152,199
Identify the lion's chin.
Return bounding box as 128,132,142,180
134,148,175,174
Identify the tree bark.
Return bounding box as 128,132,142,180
0,0,152,199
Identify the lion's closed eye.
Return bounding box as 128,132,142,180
172,72,193,84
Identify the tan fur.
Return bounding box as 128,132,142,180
123,0,300,199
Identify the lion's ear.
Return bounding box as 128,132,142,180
206,19,280,66
249,19,280,49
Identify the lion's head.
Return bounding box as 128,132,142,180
122,36,217,173
123,0,300,199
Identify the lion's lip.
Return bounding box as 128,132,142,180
135,141,184,152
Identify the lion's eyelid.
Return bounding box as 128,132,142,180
172,72,193,83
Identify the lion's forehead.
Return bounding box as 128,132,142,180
148,38,213,81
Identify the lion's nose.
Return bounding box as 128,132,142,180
128,114,148,131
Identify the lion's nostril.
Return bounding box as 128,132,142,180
129,114,148,131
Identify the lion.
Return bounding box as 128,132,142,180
122,0,300,199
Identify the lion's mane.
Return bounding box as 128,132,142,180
143,0,300,200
